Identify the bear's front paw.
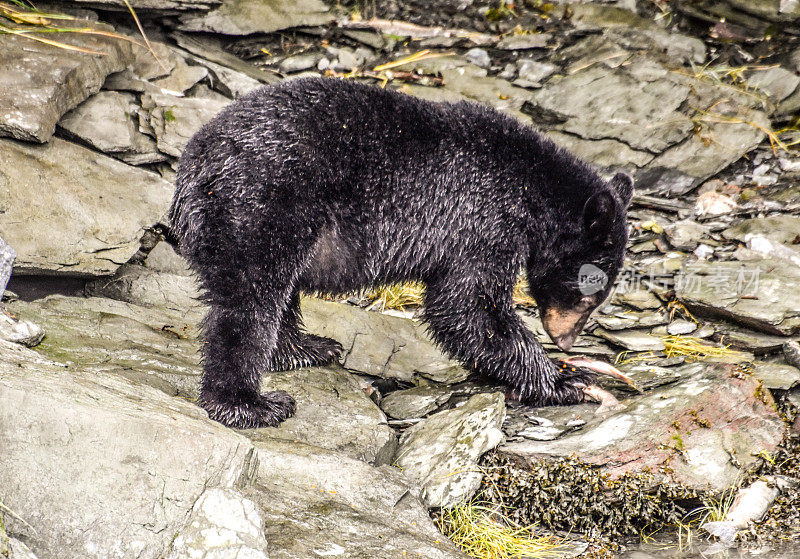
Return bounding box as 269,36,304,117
200,390,296,429
508,360,597,406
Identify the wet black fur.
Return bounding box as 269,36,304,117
169,77,633,429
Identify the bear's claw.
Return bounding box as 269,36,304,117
200,390,296,429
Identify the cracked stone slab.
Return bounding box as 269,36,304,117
69,0,221,12
722,215,800,246
0,31,133,143
498,363,785,492
403,56,533,123
142,92,230,157
179,0,331,35
165,488,270,559
303,297,468,384
9,295,204,398
395,391,506,507
647,107,768,185
58,91,165,165
545,131,654,169
0,137,173,277
676,259,800,336
380,384,454,420
528,65,693,153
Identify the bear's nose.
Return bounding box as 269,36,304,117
555,332,578,351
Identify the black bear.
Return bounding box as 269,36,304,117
169,77,633,429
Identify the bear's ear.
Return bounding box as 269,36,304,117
609,171,634,208
583,190,617,241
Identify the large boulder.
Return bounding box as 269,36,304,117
0,138,172,277
498,362,785,493
0,336,465,559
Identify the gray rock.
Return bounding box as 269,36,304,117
665,219,711,251
250,366,397,465
407,59,533,122
5,537,39,559
0,32,132,142
69,0,221,12
647,107,768,183
380,385,453,419
0,236,15,297
677,259,800,336
748,67,800,102
144,241,194,275
716,325,796,354
0,137,172,277
331,47,362,71
498,362,785,492
568,5,706,64
86,263,203,314
11,295,203,397
498,63,516,80
153,56,209,94
593,309,668,331
128,41,178,81
58,91,165,165
753,362,800,390
279,54,321,73
465,48,491,69
302,298,468,384
594,328,666,351
181,54,263,98
165,488,270,559
248,440,467,559
179,0,331,35
613,289,663,310
0,308,44,347
142,93,230,157
667,319,697,336
171,32,279,86
546,132,654,169
529,66,693,153
341,29,384,50
723,215,800,246
395,392,506,507
516,59,557,84
496,33,551,50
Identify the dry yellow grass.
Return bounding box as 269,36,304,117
437,501,567,559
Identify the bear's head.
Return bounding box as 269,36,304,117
529,171,633,351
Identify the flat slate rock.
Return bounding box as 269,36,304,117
0,137,172,277
303,297,469,384
58,91,165,165
142,93,230,157
250,366,397,465
68,0,221,11
0,32,132,143
179,0,331,35
676,259,800,336
0,339,463,559
498,362,785,492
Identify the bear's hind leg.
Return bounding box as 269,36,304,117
423,273,595,406
268,289,343,371
200,301,296,428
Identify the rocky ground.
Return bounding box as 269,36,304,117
1,0,800,558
